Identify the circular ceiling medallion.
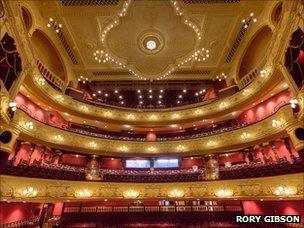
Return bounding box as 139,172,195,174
138,30,164,54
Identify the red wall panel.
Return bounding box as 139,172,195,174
100,158,123,169
181,157,204,169
0,202,42,224
242,200,304,221
52,202,64,216
237,90,293,124
61,154,87,166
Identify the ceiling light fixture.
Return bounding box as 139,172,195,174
146,40,157,50
95,0,211,81
242,12,257,29
47,17,62,33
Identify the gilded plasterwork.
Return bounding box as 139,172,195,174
105,1,196,78
12,105,293,155
1,173,303,201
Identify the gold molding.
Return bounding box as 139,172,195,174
1,173,303,202
12,105,293,155
25,64,282,126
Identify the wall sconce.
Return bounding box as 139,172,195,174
177,145,185,151
168,189,185,198
172,113,180,119
260,69,267,77
148,146,156,152
219,102,227,108
8,101,17,112
123,189,140,199
274,185,296,197
207,140,215,146
241,132,250,139
119,145,128,152
38,77,46,85
150,114,157,120
215,188,233,197
75,189,93,198
290,99,299,109
25,122,34,130
89,141,97,148
54,134,63,141
271,119,281,127
56,95,64,101
22,186,38,198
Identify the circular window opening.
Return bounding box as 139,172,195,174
0,131,12,144
295,128,304,140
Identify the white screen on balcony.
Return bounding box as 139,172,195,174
126,159,151,168
153,159,179,168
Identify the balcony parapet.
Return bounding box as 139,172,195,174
11,105,294,155
1,173,303,201
36,60,66,92
27,60,282,126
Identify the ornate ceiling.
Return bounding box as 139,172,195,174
33,0,269,81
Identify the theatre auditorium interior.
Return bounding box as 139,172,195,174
0,0,304,227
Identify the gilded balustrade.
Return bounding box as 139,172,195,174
12,105,293,155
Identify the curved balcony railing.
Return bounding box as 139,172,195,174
11,104,293,155
17,102,289,142
36,60,66,92
3,157,303,183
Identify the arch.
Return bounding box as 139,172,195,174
238,26,273,79
31,29,67,82
271,2,283,26
21,7,32,31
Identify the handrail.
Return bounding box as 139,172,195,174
36,60,66,92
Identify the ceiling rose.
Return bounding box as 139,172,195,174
138,31,164,55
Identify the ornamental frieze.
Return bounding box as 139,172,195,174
1,174,302,202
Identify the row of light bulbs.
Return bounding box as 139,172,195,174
14,185,296,200
94,1,210,81
91,88,206,106
171,1,201,40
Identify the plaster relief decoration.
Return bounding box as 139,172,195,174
97,0,208,80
